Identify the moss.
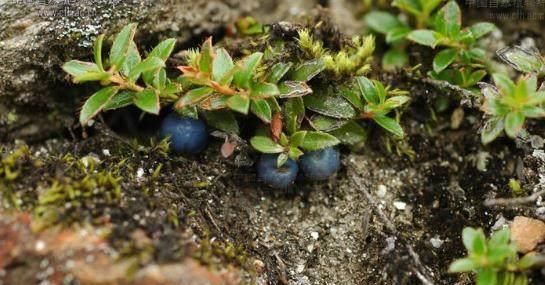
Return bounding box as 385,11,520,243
0,143,40,209
195,232,253,274
32,155,123,230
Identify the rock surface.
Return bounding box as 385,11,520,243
511,216,545,253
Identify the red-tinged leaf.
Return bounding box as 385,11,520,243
221,137,236,158
199,37,214,73
271,112,283,142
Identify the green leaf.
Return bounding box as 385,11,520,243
80,87,119,125
120,42,142,77
290,131,307,147
433,48,458,73
277,153,289,167
504,111,525,138
437,1,461,37
199,38,214,73
308,115,349,132
267,62,293,84
392,0,421,16
227,94,250,114
233,52,263,89
521,106,545,118
300,132,340,151
384,96,411,110
489,228,510,248
128,56,165,81
212,48,235,83
304,93,357,119
374,116,404,138
492,73,516,96
364,11,404,34
497,46,545,74
382,49,409,71
470,22,496,39
448,258,478,273
356,76,380,105
462,227,487,255
251,99,272,123
103,91,134,111
407,30,441,47
251,82,280,98
481,117,505,144
517,253,537,270
148,38,176,61
289,59,326,81
329,121,368,146
93,34,105,71
201,110,239,134
284,97,305,134
133,89,160,114
176,87,214,108
476,269,497,285
62,60,110,83
288,147,304,160
386,27,411,43
339,84,364,110
250,136,285,153
373,80,387,104
278,81,313,98
110,23,137,70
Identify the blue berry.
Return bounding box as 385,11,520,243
159,113,208,154
257,154,299,189
299,147,340,181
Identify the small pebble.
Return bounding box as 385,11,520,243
511,216,545,253
393,201,406,210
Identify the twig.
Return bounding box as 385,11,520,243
484,189,545,207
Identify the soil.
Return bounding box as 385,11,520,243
2,2,545,285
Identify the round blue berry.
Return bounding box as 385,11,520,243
257,154,299,189
299,147,340,181
159,113,208,154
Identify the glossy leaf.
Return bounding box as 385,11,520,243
433,48,458,73
62,60,110,83
364,11,404,34
227,94,250,114
250,136,285,153
329,121,368,146
300,131,340,151
134,89,160,114
93,34,105,70
233,52,263,89
289,59,326,81
148,38,176,61
267,62,293,84
251,99,272,123
201,110,239,134
497,46,544,74
470,22,496,39
251,82,280,98
212,48,235,83
80,87,119,125
407,30,441,47
356,76,379,105
176,87,213,108
386,26,411,43
290,131,307,147
284,97,305,134
120,42,142,77
103,91,134,111
504,111,525,138
448,258,478,273
128,56,165,81
481,117,505,144
308,115,348,132
278,81,312,98
374,116,404,138
304,94,357,119
199,37,214,73
110,23,137,70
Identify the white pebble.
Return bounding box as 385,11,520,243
393,201,406,210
